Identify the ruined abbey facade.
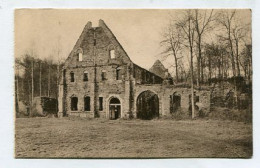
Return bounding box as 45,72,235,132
58,20,211,119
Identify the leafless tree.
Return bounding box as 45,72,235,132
161,23,183,83
47,57,52,97
240,44,252,82
194,9,214,85
26,47,37,116
39,61,42,97
15,59,21,115
217,10,237,77
176,10,196,119
231,23,247,77
53,35,64,99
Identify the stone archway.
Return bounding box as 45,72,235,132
136,90,159,120
109,97,121,120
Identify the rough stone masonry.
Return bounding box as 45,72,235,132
58,20,211,119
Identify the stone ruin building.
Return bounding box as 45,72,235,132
58,20,211,120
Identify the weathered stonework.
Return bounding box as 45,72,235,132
58,20,211,119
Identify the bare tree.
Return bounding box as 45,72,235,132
240,44,252,81
54,35,64,99
178,60,188,82
194,9,214,86
176,10,196,119
231,23,247,77
47,58,52,97
218,10,237,77
161,24,183,83
38,61,42,97
28,49,36,115
15,59,21,115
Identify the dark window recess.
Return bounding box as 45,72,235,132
99,97,103,111
101,72,106,80
63,70,66,78
94,39,96,46
71,97,78,111
146,73,150,83
170,95,181,113
70,72,75,82
83,72,88,81
84,96,91,111
196,96,199,103
140,71,146,84
116,69,122,80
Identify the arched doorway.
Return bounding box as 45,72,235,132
136,90,159,120
109,97,121,120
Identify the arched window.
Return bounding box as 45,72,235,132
77,48,83,61
78,53,83,61
83,71,88,81
110,50,115,59
70,72,75,82
71,97,78,111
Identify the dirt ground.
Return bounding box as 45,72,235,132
15,117,252,158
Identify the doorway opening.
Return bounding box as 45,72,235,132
109,97,121,120
170,93,181,113
136,90,159,120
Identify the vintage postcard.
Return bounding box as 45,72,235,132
14,9,252,158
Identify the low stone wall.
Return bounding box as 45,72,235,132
134,84,211,118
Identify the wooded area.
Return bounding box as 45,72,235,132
161,9,251,84
15,54,63,116
160,9,252,118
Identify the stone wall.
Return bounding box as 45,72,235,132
58,20,211,119
60,20,133,118
134,84,211,118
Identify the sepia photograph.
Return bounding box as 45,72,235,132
14,9,252,158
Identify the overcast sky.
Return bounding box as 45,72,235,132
15,9,251,71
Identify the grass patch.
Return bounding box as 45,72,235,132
15,117,252,158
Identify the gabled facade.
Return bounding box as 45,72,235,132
58,20,164,119
58,20,211,119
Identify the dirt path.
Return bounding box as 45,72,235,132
15,118,252,158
